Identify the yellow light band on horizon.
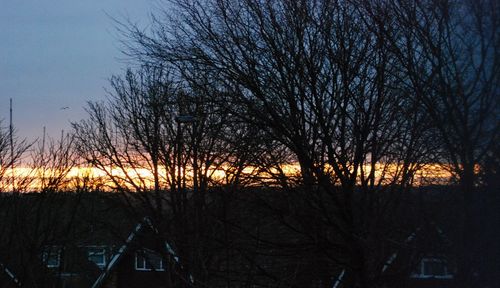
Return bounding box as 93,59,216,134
0,163,455,192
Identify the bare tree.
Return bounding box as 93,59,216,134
361,0,499,285
0,120,31,192
29,129,77,192
72,64,269,287
120,1,439,287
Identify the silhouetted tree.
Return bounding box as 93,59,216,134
29,130,77,192
121,1,439,287
0,120,30,192
361,0,499,286
72,64,270,287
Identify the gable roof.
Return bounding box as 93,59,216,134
382,222,454,274
91,219,145,288
91,217,195,288
331,222,453,288
0,262,21,287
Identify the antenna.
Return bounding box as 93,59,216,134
9,98,14,192
42,126,46,156
41,126,46,189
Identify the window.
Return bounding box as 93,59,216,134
87,247,106,268
135,249,165,271
42,247,61,268
411,257,453,279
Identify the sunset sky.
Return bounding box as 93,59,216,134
0,0,154,140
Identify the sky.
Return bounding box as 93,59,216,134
0,0,156,140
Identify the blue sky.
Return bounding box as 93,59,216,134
0,0,155,140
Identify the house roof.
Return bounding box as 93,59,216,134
0,192,137,286
0,261,21,287
91,216,195,288
91,219,145,288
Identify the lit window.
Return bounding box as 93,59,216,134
87,247,106,268
42,247,61,268
411,257,453,279
135,249,164,271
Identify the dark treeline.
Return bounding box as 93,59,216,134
0,0,498,287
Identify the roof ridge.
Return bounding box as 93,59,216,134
91,217,146,288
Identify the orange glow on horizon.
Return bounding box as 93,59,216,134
0,162,457,192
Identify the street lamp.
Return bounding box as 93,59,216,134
175,114,196,209
175,115,196,124
174,113,197,286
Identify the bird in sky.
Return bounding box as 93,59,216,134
60,106,70,110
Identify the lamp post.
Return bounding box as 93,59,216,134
175,115,196,210
175,115,196,123
174,114,197,287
